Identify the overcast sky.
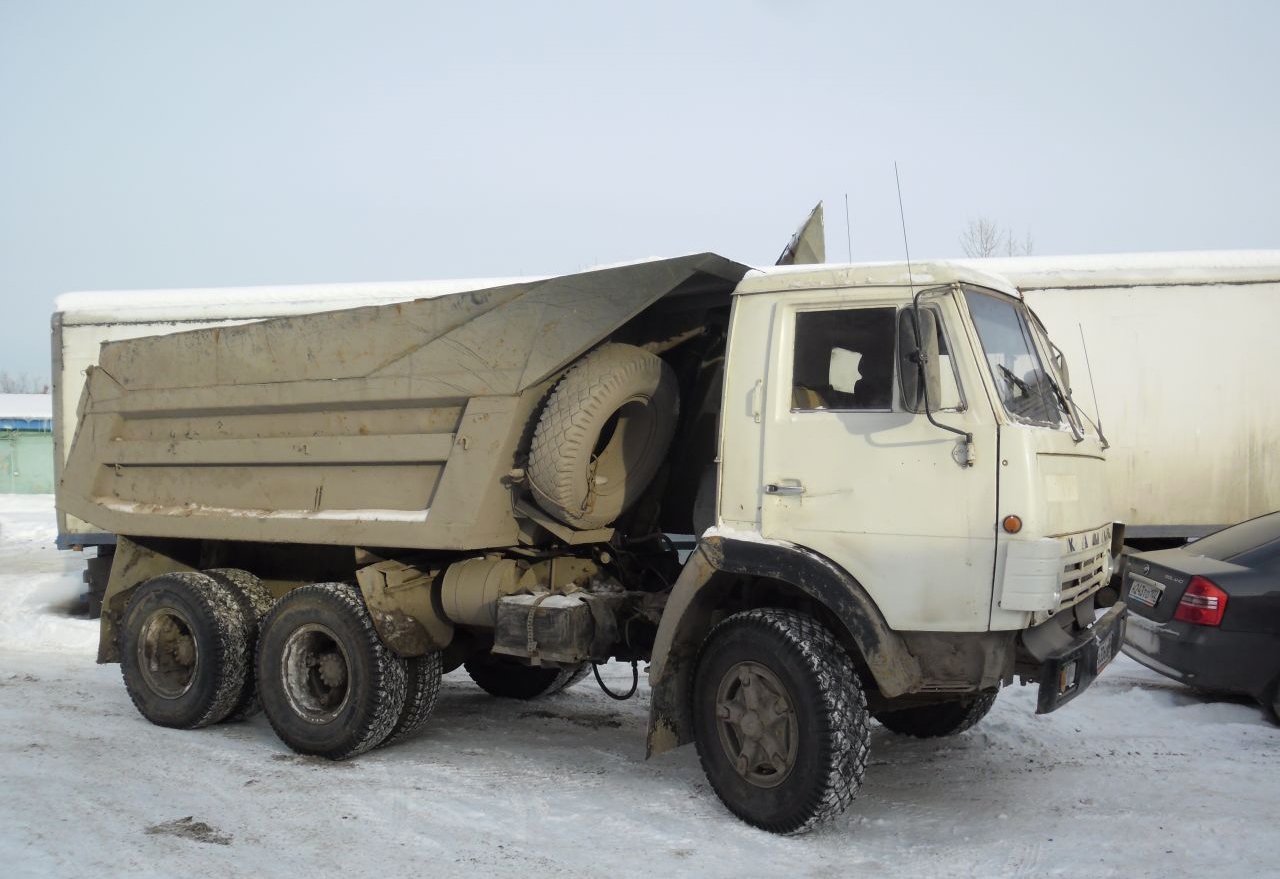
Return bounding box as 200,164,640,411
2,1,1277,381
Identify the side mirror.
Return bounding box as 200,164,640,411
898,308,941,412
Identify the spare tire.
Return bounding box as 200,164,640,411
528,343,679,529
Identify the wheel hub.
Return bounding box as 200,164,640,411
281,624,352,724
713,661,799,788
138,608,199,699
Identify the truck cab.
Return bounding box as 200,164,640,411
647,261,1126,778
721,261,1115,634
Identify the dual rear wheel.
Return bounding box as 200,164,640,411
119,574,441,759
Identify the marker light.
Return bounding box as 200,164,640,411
1002,515,1023,534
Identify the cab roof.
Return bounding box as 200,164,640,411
737,260,1021,299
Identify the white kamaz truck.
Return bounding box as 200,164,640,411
55,254,1124,833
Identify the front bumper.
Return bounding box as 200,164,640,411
1034,602,1128,714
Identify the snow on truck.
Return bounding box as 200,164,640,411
55,253,1125,833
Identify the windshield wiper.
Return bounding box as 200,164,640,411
1041,370,1085,443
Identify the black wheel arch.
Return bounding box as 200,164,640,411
646,535,923,757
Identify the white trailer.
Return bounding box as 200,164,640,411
969,250,1280,545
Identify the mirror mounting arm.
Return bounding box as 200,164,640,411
911,292,974,467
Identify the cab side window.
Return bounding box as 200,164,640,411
791,307,896,411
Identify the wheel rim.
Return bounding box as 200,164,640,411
713,660,800,788
280,623,352,724
137,607,200,699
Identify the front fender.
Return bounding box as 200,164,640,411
645,535,922,757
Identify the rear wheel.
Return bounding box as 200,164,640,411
380,651,443,748
257,583,407,760
464,653,590,699
203,568,276,723
874,692,998,738
692,609,870,834
119,572,250,729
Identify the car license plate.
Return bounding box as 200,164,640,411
1128,575,1163,608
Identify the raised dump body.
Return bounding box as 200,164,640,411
59,254,748,550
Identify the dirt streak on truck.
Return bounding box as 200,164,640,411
56,253,1125,833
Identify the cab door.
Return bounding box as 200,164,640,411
757,292,999,633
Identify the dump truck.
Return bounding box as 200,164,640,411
57,253,1125,833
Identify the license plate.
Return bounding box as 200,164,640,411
1128,575,1163,608
1096,629,1117,671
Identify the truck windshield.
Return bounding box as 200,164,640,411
963,289,1065,428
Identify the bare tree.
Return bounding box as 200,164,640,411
0,371,51,394
960,217,1034,258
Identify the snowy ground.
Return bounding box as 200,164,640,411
1,495,1276,879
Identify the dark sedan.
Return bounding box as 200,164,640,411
1121,511,1280,722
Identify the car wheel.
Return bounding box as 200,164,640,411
691,608,870,834
119,571,251,729
874,692,998,738
257,583,407,760
1264,676,1280,726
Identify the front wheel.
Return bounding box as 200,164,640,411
256,583,407,760
691,609,870,834
874,692,998,738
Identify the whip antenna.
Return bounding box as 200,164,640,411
1078,324,1109,449
893,162,916,296
844,192,852,262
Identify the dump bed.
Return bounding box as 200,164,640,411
58,254,748,550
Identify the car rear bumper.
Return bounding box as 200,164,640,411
1034,602,1127,714
1121,612,1276,700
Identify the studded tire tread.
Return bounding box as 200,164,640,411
204,568,276,723
381,651,443,748
692,608,870,835
119,571,250,730
256,582,407,760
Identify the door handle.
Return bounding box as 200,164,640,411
765,480,805,496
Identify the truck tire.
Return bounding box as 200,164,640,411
691,608,870,834
380,651,443,747
464,653,590,699
527,343,679,529
119,572,251,730
874,692,998,738
256,583,408,760
204,569,276,723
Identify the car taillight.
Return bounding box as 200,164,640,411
1173,576,1228,627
